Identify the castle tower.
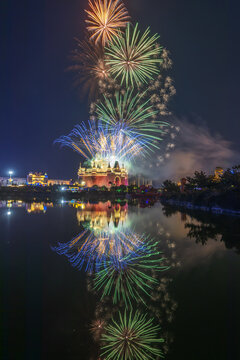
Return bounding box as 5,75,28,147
78,159,128,188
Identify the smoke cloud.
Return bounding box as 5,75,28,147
135,118,239,184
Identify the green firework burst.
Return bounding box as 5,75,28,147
105,23,162,87
95,89,169,150
101,311,164,360
94,240,169,306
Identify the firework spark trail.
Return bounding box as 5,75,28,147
95,89,169,150
51,231,98,273
105,23,162,87
55,121,149,166
62,0,176,181
138,49,176,118
94,240,169,306
85,0,130,45
101,310,164,360
51,229,147,274
68,38,109,99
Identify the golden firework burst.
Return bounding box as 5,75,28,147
68,38,109,99
85,0,130,45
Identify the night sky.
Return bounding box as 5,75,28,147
1,0,239,179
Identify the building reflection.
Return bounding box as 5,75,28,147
52,202,137,274
0,200,54,213
76,201,128,233
0,200,25,208
0,199,178,358
50,201,178,359
26,202,49,214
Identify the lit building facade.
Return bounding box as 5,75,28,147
214,167,224,181
27,172,48,186
128,175,153,187
48,179,70,186
0,173,70,187
0,177,26,186
78,160,128,188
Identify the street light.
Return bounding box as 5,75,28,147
8,171,13,185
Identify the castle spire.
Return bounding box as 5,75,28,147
114,161,120,170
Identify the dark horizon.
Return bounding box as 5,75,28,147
1,0,239,179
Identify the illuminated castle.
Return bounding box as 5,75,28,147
78,159,128,188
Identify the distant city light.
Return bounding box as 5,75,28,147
9,171,13,175
61,187,65,191
7,210,12,216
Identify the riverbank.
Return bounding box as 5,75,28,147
0,187,125,201
0,186,160,202
160,203,240,252
161,190,240,216
161,198,240,216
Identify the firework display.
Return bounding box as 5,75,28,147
94,89,169,149
60,0,176,169
94,240,168,306
90,319,106,342
140,49,176,117
55,121,146,167
85,0,129,45
51,1,178,358
96,90,157,126
105,23,162,87
68,38,108,98
101,311,164,360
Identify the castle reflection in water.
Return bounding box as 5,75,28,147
76,201,128,232
1,199,178,359
1,199,239,359
51,200,178,359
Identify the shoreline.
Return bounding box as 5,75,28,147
160,198,240,216
0,186,160,202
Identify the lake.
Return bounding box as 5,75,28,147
1,200,239,359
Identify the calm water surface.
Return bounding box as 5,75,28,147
1,200,240,360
